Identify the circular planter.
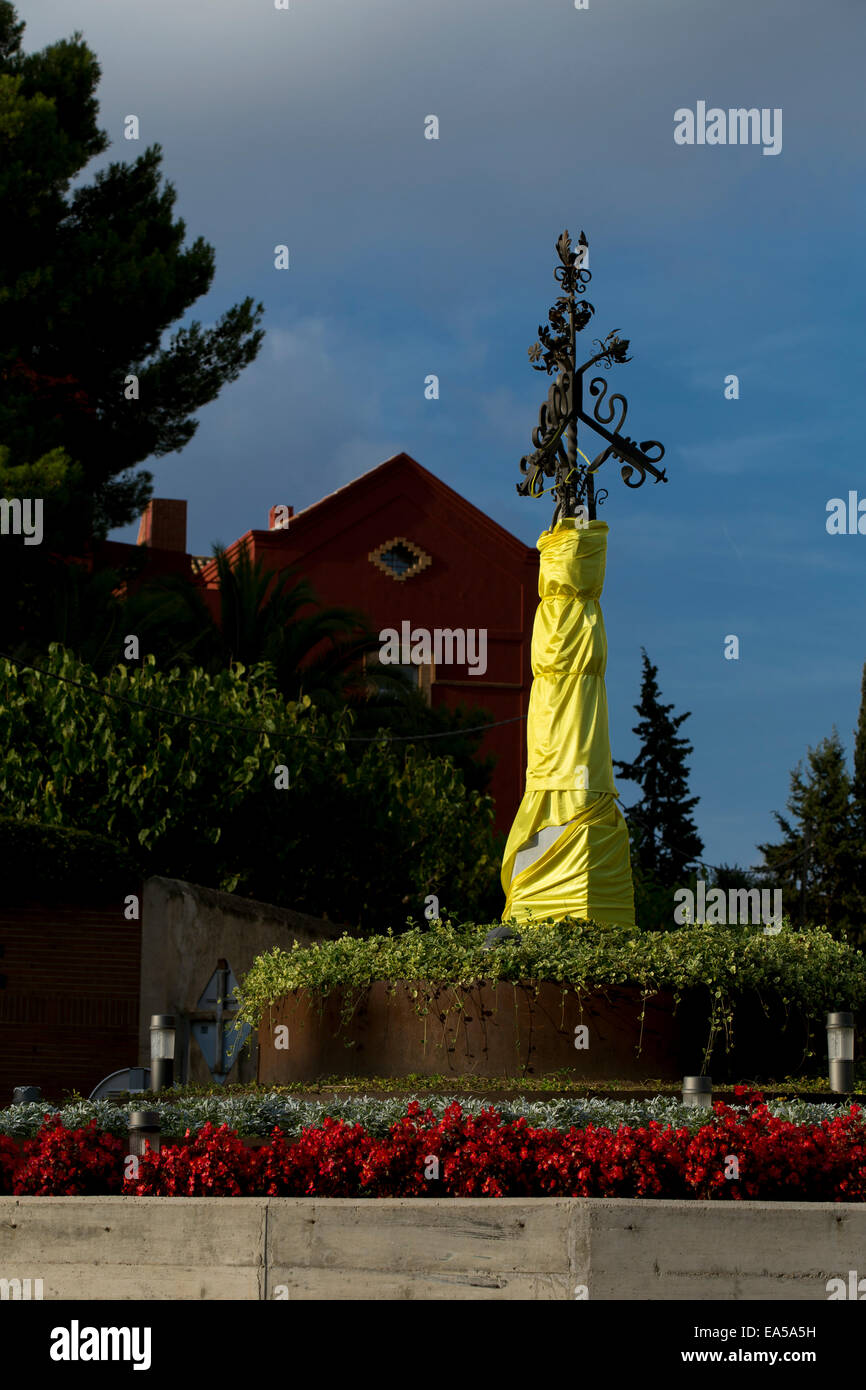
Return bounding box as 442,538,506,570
677,987,816,1080
257,981,683,1083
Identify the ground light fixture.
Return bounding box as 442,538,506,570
826,1012,855,1093
482,925,522,951
149,1014,176,1091
127,1110,161,1158
682,1075,712,1108
12,1086,41,1104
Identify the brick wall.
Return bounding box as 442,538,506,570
0,899,141,1104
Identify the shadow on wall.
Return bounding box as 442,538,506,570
0,875,340,1103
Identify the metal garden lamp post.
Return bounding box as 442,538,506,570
127,1110,161,1157
826,1012,855,1093
149,1014,176,1092
682,1075,713,1109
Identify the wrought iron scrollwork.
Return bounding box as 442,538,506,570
517,370,572,499
516,230,668,523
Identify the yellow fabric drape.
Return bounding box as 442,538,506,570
501,518,635,927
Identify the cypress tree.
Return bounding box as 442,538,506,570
614,649,703,889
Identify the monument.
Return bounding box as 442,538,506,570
501,230,668,928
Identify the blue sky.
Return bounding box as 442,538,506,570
26,0,866,872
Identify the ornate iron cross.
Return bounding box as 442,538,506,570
517,229,668,526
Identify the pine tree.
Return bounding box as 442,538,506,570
0,1,264,540
756,729,861,939
711,862,760,892
123,545,375,703
614,649,703,888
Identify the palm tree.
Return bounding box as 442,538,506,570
126,544,497,793
124,542,382,705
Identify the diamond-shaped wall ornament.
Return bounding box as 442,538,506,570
369,536,431,582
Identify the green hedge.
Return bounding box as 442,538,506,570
0,817,141,903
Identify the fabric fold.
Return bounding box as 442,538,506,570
501,518,635,927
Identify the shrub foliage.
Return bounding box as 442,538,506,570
0,646,500,927
236,917,866,1065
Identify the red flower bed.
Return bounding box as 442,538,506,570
683,1094,866,1201
128,1123,259,1196
258,1117,372,1196
2,1093,865,1199
0,1134,23,1193
10,1118,125,1196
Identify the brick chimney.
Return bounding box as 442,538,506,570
268,504,294,531
137,499,187,552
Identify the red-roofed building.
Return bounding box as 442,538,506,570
115,453,538,830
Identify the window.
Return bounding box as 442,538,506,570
364,655,433,706
369,536,432,582
380,543,417,577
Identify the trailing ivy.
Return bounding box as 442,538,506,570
236,917,866,1066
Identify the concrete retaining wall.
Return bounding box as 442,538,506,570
1,1197,861,1300
139,877,340,1086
